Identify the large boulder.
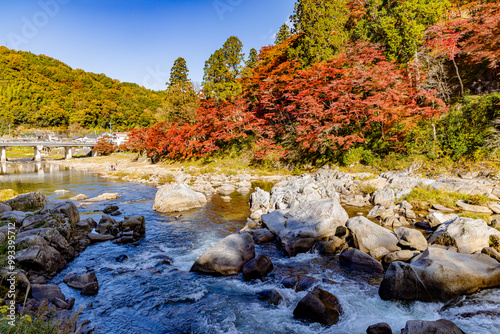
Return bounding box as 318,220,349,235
262,198,349,256
41,201,80,226
293,287,343,326
190,234,255,276
153,183,207,213
339,248,383,273
346,216,399,254
64,273,98,290
379,247,500,302
427,212,458,229
366,323,393,334
31,284,67,304
371,187,395,207
402,319,465,334
4,191,48,212
395,227,428,251
249,187,270,212
0,203,12,214
428,218,500,254
15,244,66,277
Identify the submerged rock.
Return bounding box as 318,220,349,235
293,287,343,326
402,319,465,334
379,247,500,302
190,234,255,276
153,183,207,213
257,290,283,306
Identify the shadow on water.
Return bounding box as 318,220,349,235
1,162,499,334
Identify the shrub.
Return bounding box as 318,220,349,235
93,136,117,156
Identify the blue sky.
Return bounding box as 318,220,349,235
0,0,295,90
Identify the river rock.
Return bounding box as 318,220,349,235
293,287,343,326
88,233,115,242
431,204,455,212
96,215,116,234
488,202,500,214
455,200,493,214
112,215,146,244
20,214,50,232
339,248,383,273
5,191,48,212
242,255,273,280
346,216,399,254
395,227,427,251
367,322,393,334
371,187,395,207
257,290,283,306
41,201,80,225
242,229,275,244
190,233,255,276
15,244,66,277
249,187,270,212
427,212,458,229
81,282,99,296
217,184,236,195
402,319,465,334
70,194,88,201
153,183,207,213
85,192,122,202
0,202,12,214
428,217,500,254
1,211,27,227
383,250,420,265
103,205,119,214
262,198,349,256
481,247,500,262
64,273,98,290
379,246,500,302
31,284,66,303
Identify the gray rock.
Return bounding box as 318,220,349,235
15,244,66,277
31,284,66,303
81,282,99,296
190,234,255,276
41,201,80,226
293,287,343,326
456,200,493,214
346,216,399,254
262,198,349,256
1,210,27,226
96,214,116,234
217,184,236,195
383,250,420,265
153,183,207,213
0,202,12,214
70,194,88,201
20,214,51,232
88,233,114,242
249,187,270,212
339,248,383,273
427,212,458,229
402,319,465,334
379,247,500,302
103,205,119,214
85,193,121,202
64,273,98,290
396,227,428,251
481,247,500,262
428,217,500,254
431,204,455,213
367,322,393,334
5,191,48,212
371,187,395,207
242,255,273,280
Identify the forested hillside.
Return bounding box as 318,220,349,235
0,46,167,131
128,0,500,167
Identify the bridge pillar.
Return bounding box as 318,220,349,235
33,145,43,161
0,147,6,162
64,147,73,160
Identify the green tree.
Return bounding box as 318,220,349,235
167,57,189,87
202,36,245,101
354,0,450,63
246,48,259,68
275,23,292,45
222,36,245,79
288,0,350,66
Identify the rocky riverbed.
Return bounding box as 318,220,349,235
2,161,500,333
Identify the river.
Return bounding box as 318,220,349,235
1,162,499,333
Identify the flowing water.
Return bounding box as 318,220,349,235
1,162,500,334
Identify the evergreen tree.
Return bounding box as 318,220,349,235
288,0,350,67
275,23,291,45
246,48,259,68
222,36,245,79
167,57,189,87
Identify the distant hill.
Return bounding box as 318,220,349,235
0,46,166,130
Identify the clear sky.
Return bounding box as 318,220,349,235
0,0,295,90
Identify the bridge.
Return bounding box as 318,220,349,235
0,141,97,162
